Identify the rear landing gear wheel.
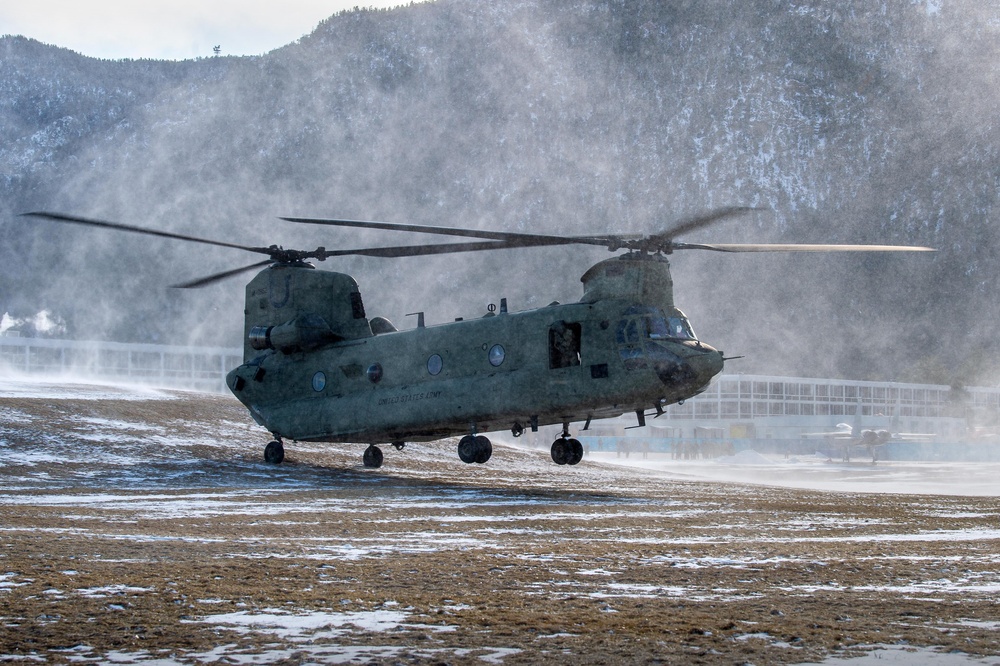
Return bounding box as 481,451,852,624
264,440,284,465
566,438,584,465
474,435,492,464
458,435,477,464
458,435,492,464
551,438,583,466
363,445,384,468
551,438,569,465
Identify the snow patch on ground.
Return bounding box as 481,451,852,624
0,377,180,401
805,644,1000,664
587,451,1000,496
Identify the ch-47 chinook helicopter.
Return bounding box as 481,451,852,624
24,208,934,469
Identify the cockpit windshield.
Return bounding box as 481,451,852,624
617,307,698,343
648,315,696,341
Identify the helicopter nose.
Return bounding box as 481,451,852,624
688,345,724,384
651,344,724,388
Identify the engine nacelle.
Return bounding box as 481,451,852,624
242,265,374,360
248,313,338,354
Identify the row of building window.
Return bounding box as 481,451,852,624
665,400,944,419
713,380,950,405
660,375,1000,421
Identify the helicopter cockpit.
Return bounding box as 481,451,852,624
614,305,721,390
616,306,698,347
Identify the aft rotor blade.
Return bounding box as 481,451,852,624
285,206,761,253
22,212,271,255
171,260,274,288
650,206,765,241
282,216,612,248
673,242,937,253
321,239,595,258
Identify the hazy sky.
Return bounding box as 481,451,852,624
1,1,431,61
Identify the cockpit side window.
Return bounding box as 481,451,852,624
615,318,646,370
648,315,671,339
616,319,642,345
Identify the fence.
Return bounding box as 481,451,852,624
0,335,243,393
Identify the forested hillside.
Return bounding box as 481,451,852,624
1,0,997,385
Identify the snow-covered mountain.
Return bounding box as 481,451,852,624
1,0,997,384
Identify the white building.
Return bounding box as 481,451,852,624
537,375,1000,462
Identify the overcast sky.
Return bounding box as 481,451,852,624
1,1,431,61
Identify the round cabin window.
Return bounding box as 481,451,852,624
311,371,326,392
367,363,383,384
427,354,443,376
488,344,506,367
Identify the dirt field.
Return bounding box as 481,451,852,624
1,379,999,664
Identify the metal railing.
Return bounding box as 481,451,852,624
0,336,242,393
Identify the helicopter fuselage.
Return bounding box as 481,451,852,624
226,254,724,446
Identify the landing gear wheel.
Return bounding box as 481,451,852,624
551,438,569,465
566,438,584,465
474,435,492,464
393,441,406,451
264,440,285,465
363,445,384,468
458,435,478,464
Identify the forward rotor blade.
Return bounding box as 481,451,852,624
22,212,271,255
171,260,274,289
673,242,937,253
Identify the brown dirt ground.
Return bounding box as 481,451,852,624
1,384,999,664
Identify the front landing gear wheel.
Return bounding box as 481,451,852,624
363,445,384,468
264,440,284,465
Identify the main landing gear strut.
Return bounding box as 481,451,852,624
362,442,404,468
551,426,583,466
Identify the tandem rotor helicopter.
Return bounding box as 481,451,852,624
23,208,934,469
